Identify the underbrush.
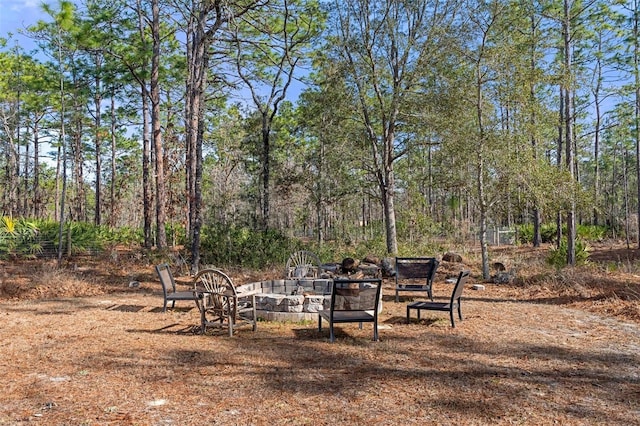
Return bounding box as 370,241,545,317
0,261,108,300
2,241,639,324
515,261,640,303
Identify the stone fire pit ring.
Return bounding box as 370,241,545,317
236,277,384,322
236,279,332,322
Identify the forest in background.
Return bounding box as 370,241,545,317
1,0,640,276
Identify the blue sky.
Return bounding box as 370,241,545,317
0,0,48,50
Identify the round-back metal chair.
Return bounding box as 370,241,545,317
285,250,322,279
194,268,256,336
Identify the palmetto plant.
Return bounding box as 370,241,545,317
62,222,106,255
0,218,143,259
547,238,590,268
36,220,106,257
0,217,41,258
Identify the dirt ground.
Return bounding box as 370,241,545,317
1,244,639,425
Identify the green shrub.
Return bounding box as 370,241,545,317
165,223,186,246
517,223,610,245
199,224,298,268
576,225,608,241
516,223,558,244
546,238,590,267
0,217,40,258
1,218,147,259
110,226,144,246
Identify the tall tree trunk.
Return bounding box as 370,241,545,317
633,0,640,249
17,87,25,217
33,121,41,218
56,28,68,266
94,64,102,226
530,12,542,247
133,0,153,248
151,0,167,249
184,1,260,270
476,64,490,280
261,115,271,231
592,38,603,227
22,128,28,216
315,133,325,246
141,82,152,247
72,96,86,222
5,129,17,216
563,0,576,265
185,13,209,272
191,74,207,269
428,137,434,216
556,86,564,247
623,148,631,249
383,129,398,255
55,144,61,222
109,91,117,228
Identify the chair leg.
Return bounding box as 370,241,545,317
406,305,410,323
251,298,258,332
163,299,168,312
329,323,335,343
450,309,455,328
395,289,399,303
373,322,378,341
318,316,322,332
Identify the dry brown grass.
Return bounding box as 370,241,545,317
1,244,639,425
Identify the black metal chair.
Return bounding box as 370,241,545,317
155,263,199,312
394,257,439,302
318,278,383,342
406,270,470,327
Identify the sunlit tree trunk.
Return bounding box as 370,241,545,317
33,119,42,218
94,54,103,226
529,12,542,248
109,91,117,228
563,0,576,266
633,0,640,249
151,0,167,249
132,0,153,248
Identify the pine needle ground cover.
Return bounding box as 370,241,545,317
0,244,639,425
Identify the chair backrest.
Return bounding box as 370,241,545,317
395,257,439,282
194,268,237,313
330,278,382,314
450,270,470,304
155,263,176,297
286,250,322,278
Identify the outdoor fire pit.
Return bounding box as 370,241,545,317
236,275,384,322
236,279,332,322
